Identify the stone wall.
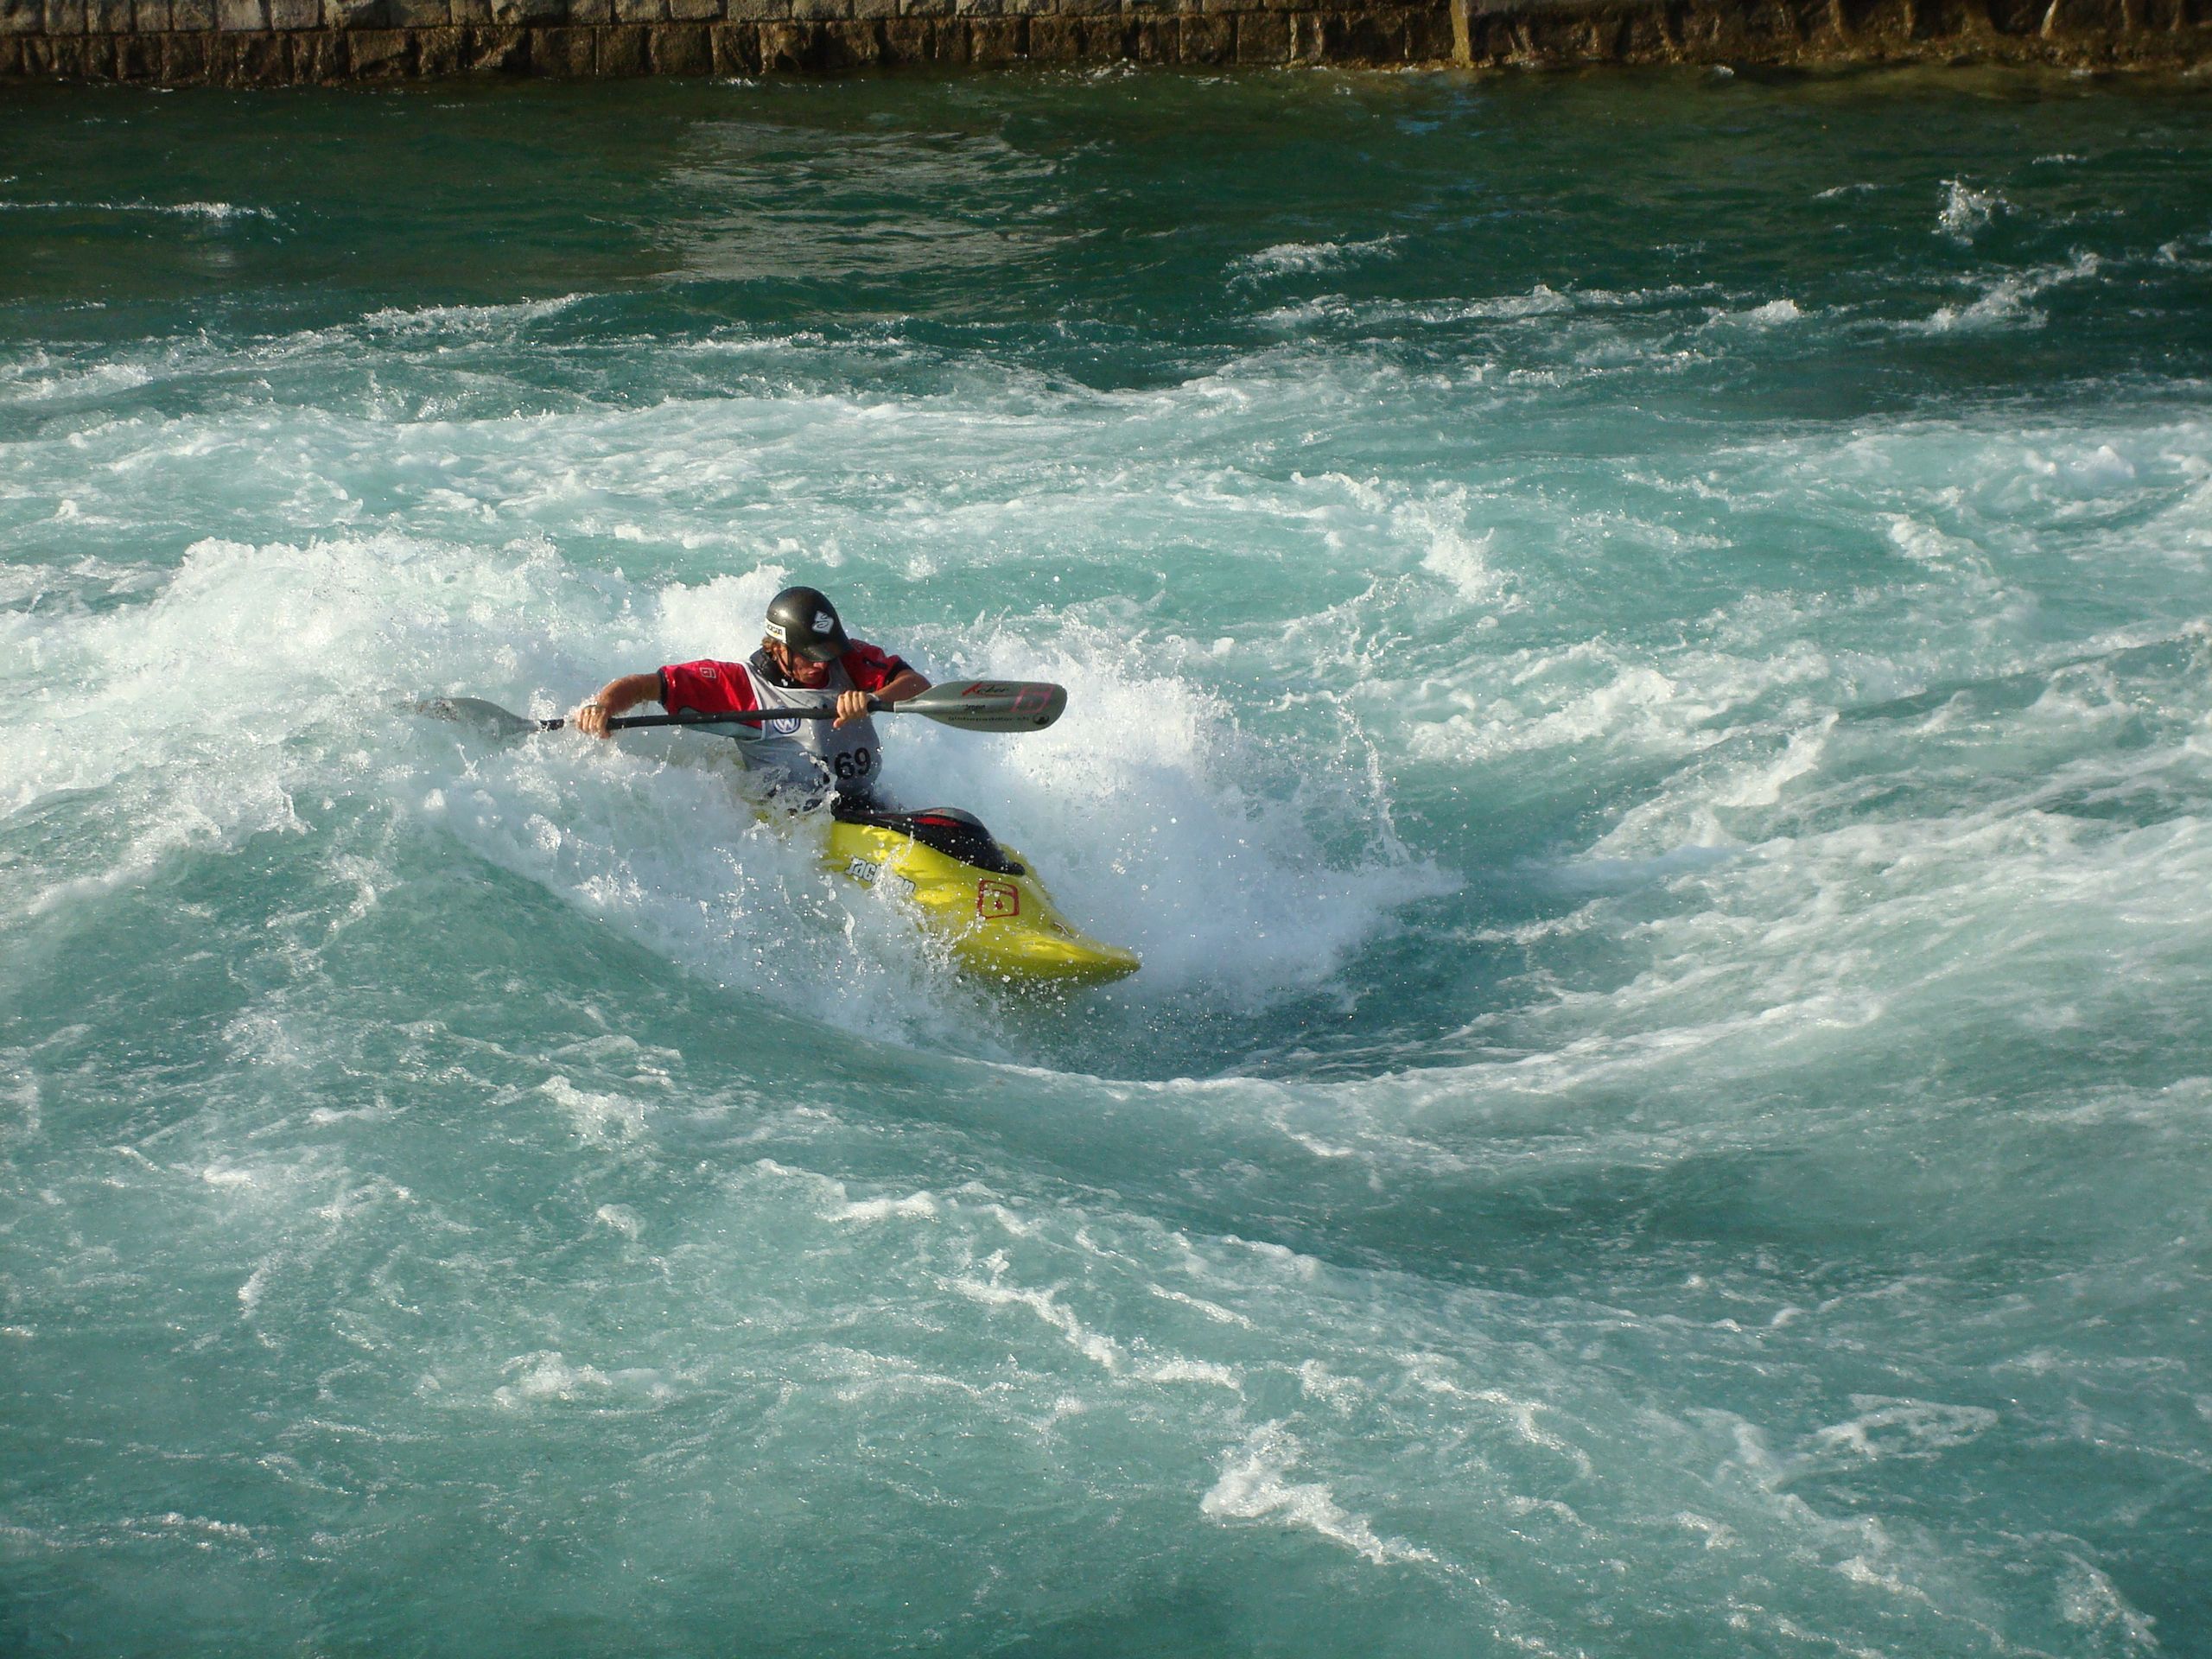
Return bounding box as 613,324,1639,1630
2,0,2209,82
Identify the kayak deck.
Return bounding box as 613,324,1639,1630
824,811,1140,987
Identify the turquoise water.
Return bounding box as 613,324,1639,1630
5,65,2212,1656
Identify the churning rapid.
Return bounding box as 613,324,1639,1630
4,67,2210,1657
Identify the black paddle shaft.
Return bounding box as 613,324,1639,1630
546,703,879,733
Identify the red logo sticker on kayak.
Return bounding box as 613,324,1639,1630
976,880,1020,919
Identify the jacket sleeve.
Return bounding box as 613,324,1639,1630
838,641,911,694
658,659,760,716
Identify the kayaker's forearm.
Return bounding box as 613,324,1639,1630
876,669,931,706
593,673,663,716
573,671,662,738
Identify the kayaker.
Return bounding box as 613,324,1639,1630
570,585,931,813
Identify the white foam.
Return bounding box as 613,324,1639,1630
0,199,277,223
1201,1423,1433,1566
541,1076,648,1145
829,1191,941,1224
1705,298,1804,329
948,1249,1122,1370
1229,235,1402,283
1808,1396,1999,1461
1916,251,2102,333
1936,179,2007,245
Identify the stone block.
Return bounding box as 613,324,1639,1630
411,19,458,62
665,0,716,18
650,16,709,58
0,33,19,67
612,0,662,19
290,23,344,68
1315,6,1395,54
85,0,132,32
788,0,844,16
319,0,378,26
45,0,87,32
756,15,816,59
212,27,285,76
595,18,644,63
1910,0,1964,35
1026,9,1078,47
267,0,315,22
162,25,209,69
1558,10,1611,61
569,0,612,21
1179,6,1229,51
967,9,1020,48
130,0,168,18
953,0,1007,12
116,28,164,67
1789,0,1841,44
1076,10,1125,46
214,0,261,24
899,0,953,15
490,0,563,22
448,0,486,17
2037,0,2116,29
1128,10,1169,50
1623,7,1672,55
722,0,781,15
0,0,43,35
880,12,951,51
707,16,753,60
817,14,876,54
1234,6,1287,51
461,21,524,60
524,18,586,60
346,21,408,62
388,0,445,22
30,31,92,67
1404,0,1451,54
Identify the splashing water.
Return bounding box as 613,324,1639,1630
3,68,2211,1659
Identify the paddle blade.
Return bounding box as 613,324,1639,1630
415,696,550,740
901,681,1067,732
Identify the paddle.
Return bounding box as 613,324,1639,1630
416,680,1067,739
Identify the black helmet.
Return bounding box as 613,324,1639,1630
764,586,849,663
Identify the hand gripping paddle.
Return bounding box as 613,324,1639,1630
416,680,1068,740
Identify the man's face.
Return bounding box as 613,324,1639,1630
774,642,833,687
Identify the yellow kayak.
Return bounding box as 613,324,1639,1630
823,807,1140,987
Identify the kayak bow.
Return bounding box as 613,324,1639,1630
826,810,1140,987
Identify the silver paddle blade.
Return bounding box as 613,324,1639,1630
906,682,1067,732
415,696,543,739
